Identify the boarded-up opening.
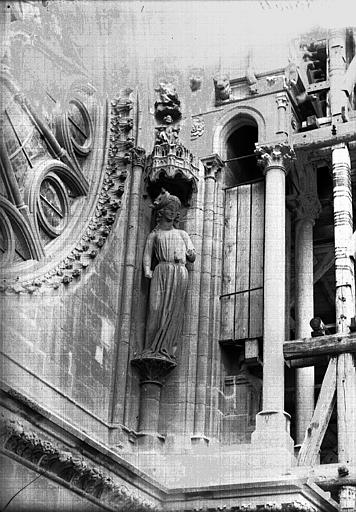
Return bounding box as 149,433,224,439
220,180,264,342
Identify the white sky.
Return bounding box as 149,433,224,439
116,0,356,73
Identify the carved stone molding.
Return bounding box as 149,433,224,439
170,504,318,512
0,415,158,511
255,143,295,173
201,154,224,180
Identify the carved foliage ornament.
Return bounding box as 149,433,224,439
190,117,205,141
0,415,158,511
255,143,296,171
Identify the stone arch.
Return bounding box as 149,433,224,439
212,105,266,160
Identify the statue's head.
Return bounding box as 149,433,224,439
152,189,181,226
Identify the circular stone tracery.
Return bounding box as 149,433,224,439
67,99,93,156
38,173,69,237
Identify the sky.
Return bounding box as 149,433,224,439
114,0,356,73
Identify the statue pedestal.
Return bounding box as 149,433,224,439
131,353,176,450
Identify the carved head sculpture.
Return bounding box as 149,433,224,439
213,74,231,101
152,189,181,227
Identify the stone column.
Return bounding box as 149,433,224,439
294,191,321,445
131,355,176,448
206,169,225,441
110,147,146,427
276,93,289,138
251,143,294,455
192,154,223,444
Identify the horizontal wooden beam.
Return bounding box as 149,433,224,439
284,333,356,361
292,119,356,151
316,475,356,491
286,355,330,368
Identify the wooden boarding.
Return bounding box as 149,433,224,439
221,187,237,340
235,184,251,293
249,181,264,290
297,357,337,466
221,181,264,342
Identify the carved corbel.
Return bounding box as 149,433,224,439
213,74,231,103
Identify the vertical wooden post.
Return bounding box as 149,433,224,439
332,144,356,465
329,28,356,471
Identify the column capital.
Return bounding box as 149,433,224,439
130,146,146,167
201,153,224,180
255,142,295,174
276,92,289,109
294,192,321,223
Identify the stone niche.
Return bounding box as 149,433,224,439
220,365,262,445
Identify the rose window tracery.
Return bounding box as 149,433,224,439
38,173,69,237
1,69,134,293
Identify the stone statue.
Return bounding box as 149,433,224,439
142,190,196,360
154,82,182,122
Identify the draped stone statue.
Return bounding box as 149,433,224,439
142,190,196,360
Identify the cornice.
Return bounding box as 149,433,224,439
0,414,159,512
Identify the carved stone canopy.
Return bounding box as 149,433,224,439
145,126,199,205
131,353,177,384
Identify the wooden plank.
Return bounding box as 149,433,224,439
234,291,249,340
313,248,334,284
297,357,337,466
220,295,235,341
222,187,238,295
316,475,356,491
235,184,251,293
249,181,264,290
287,355,330,368
284,332,356,360
337,353,356,465
221,188,237,340
292,119,356,151
249,288,263,338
